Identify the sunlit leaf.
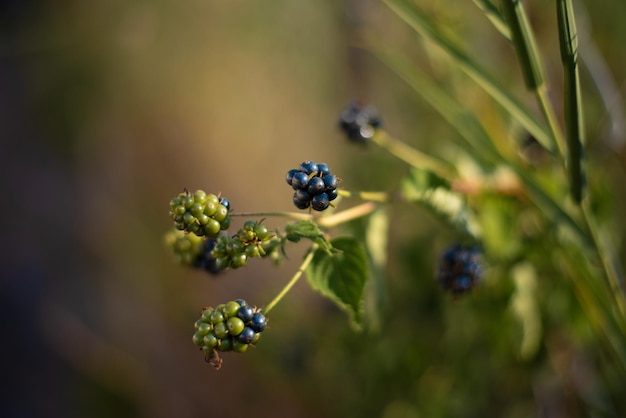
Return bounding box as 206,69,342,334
306,237,369,329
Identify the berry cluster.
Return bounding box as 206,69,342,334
164,229,205,267
192,300,268,369
169,190,231,237
435,244,483,295
338,101,382,142
286,160,339,211
210,221,273,269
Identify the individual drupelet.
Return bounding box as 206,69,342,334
286,160,339,211
169,189,231,238
192,299,268,369
435,244,483,295
338,101,382,142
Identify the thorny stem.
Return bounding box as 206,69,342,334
262,247,317,315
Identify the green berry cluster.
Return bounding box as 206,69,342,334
169,189,231,237
192,300,267,369
210,220,273,269
164,229,205,267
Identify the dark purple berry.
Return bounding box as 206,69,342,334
250,313,267,332
196,238,221,275
322,174,338,190
311,193,330,211
237,305,255,323
218,197,230,211
307,177,325,196
294,189,311,202
317,163,331,176
327,189,338,201
338,101,381,142
238,327,256,344
291,172,309,190
299,160,318,175
286,169,299,186
293,194,311,209
436,244,483,295
234,299,248,307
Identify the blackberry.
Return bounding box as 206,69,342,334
195,238,222,275
435,244,483,295
194,301,268,369
169,190,231,238
338,101,381,142
286,160,339,211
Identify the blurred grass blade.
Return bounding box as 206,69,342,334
499,0,544,90
499,0,566,159
383,0,556,154
370,47,500,165
472,0,510,39
557,0,585,203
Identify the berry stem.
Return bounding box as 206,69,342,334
371,129,457,180
262,247,317,315
337,189,392,203
230,211,313,221
318,201,379,228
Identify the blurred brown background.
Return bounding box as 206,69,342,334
1,0,625,417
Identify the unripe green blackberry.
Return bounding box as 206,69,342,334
194,300,269,369
169,189,231,238
164,229,204,267
209,221,274,270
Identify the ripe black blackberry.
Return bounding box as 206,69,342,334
286,160,339,211
435,244,483,295
338,101,382,142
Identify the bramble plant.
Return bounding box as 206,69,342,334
163,1,626,413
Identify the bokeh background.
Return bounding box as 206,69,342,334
2,0,625,417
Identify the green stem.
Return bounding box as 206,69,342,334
372,130,457,179
581,200,626,324
230,211,313,221
262,247,317,315
536,86,567,159
317,202,379,228
337,189,392,203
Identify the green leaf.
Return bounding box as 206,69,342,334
306,237,369,329
284,220,332,252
